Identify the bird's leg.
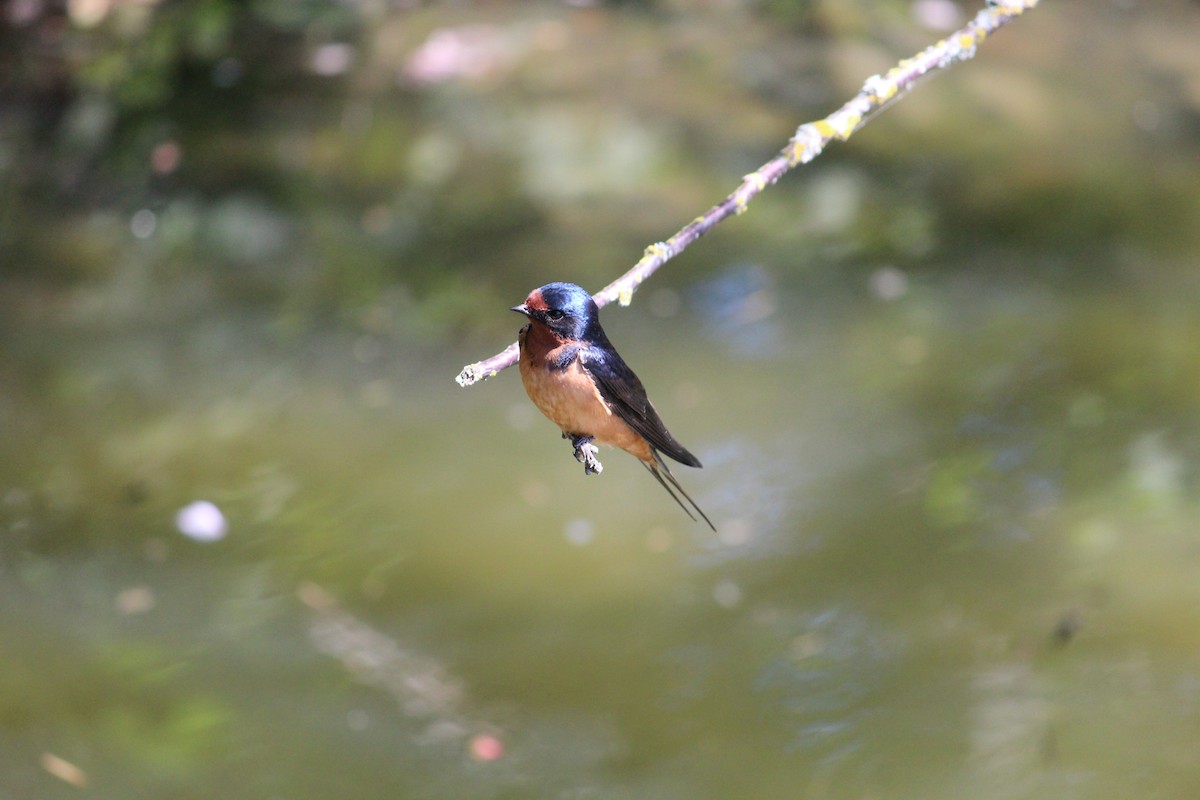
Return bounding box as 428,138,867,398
567,433,603,475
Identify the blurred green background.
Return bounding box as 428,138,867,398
4,0,1200,798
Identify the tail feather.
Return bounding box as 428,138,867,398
642,453,715,531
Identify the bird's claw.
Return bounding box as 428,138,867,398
569,434,603,475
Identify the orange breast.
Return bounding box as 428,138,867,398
518,327,653,462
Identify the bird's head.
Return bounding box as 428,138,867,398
512,282,600,341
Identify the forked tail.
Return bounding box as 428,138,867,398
642,453,715,531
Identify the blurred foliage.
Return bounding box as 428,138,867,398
4,3,1200,796
5,0,1199,341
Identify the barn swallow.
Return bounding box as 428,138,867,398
512,282,714,530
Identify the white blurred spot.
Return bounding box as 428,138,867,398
176,500,227,542
869,266,908,301
564,518,594,546
713,579,742,609
402,25,515,86
312,43,355,76
718,519,752,547
131,209,157,239
1130,432,1183,500
68,0,109,28
912,0,963,31
115,586,155,615
805,170,863,234
41,752,87,788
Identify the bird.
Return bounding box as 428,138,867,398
512,282,714,530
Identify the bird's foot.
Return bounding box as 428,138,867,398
569,434,603,475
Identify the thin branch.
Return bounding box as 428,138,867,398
456,0,1041,388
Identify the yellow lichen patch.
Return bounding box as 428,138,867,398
788,124,828,165
786,140,806,165
864,74,898,102
789,124,819,156
743,172,768,193
835,112,861,139
813,119,836,139
618,285,634,306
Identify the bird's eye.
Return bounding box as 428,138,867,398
546,310,565,321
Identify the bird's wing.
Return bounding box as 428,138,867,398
580,345,702,468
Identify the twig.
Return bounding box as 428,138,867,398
456,0,1041,388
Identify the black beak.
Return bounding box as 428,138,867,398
511,304,530,316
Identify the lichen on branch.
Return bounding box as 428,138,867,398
456,0,1041,388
